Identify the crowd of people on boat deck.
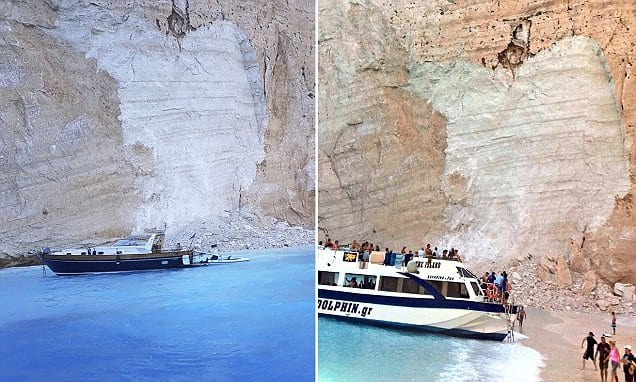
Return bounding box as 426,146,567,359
319,237,515,303
319,237,464,267
479,270,513,304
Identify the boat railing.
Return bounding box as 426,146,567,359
481,281,515,304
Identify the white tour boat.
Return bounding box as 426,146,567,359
317,248,516,341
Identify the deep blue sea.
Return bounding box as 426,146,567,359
0,247,314,382
318,317,544,382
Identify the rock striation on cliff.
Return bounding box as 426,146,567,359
318,0,635,288
0,0,314,255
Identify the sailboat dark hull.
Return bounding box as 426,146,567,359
42,251,193,275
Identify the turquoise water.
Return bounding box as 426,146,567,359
318,317,543,382
0,247,314,381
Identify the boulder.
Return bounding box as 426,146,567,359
555,255,573,287
568,238,590,273
540,255,556,274
537,267,552,282
596,299,611,311
614,283,635,302
581,272,597,294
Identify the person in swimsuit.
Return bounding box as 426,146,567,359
610,340,621,382
516,306,526,332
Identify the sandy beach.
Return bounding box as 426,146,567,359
521,308,636,381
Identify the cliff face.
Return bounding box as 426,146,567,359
318,0,635,284
0,0,314,254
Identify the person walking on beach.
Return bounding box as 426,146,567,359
622,345,636,382
611,311,617,335
516,306,526,332
596,335,611,382
609,340,620,382
582,331,598,370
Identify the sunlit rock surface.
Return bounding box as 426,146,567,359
0,0,314,254
318,0,635,283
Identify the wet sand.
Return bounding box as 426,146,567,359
521,308,636,381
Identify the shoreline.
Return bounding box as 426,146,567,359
0,255,42,269
0,237,315,270
521,307,636,381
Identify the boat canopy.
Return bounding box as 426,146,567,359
113,235,152,247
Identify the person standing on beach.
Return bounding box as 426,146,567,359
622,345,635,382
582,331,598,370
609,340,620,382
611,312,617,335
596,335,611,382
516,306,526,332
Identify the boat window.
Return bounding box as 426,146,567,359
401,278,420,294
318,271,339,286
456,266,478,279
360,275,376,289
344,273,376,289
427,280,443,294
379,276,399,292
401,278,431,295
470,281,482,296
447,282,470,299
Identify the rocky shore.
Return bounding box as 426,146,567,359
167,210,315,253
474,253,636,317
0,210,314,270
0,254,42,268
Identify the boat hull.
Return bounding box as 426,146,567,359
318,314,509,341
318,289,512,341
43,252,192,275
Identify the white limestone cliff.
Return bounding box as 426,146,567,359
318,0,636,285
407,36,630,261
0,0,314,254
